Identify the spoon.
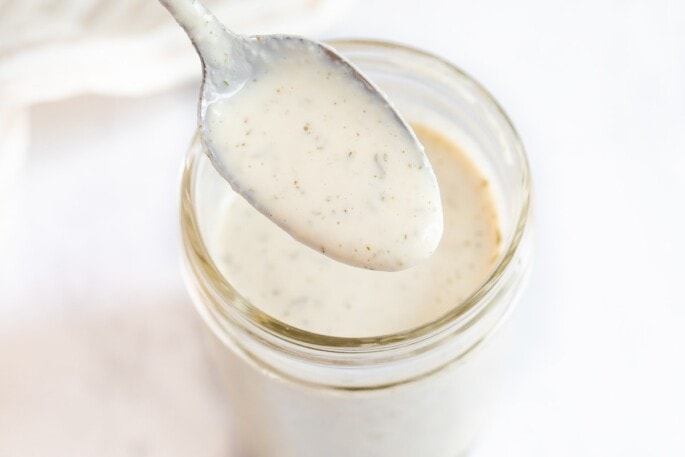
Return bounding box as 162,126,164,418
160,0,443,271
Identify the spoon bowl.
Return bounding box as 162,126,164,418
160,0,444,271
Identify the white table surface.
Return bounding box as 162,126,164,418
2,0,684,455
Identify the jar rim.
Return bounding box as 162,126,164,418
180,39,532,354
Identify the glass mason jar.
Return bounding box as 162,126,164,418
180,40,532,457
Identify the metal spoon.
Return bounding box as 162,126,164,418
159,0,443,271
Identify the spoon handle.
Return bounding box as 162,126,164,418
159,0,240,70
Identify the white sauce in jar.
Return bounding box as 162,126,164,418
211,124,501,337
202,40,443,271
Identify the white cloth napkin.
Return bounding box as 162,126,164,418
0,0,345,103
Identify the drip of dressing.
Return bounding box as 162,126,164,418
162,0,443,270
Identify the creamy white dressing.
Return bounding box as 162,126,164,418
162,0,443,271
202,41,443,270
210,125,501,337
178,32,528,456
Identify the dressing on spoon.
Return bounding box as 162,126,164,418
161,0,443,270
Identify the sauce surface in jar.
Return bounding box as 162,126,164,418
211,124,501,337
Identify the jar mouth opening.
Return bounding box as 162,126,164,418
181,39,531,353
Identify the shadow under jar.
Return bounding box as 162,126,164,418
180,40,532,457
